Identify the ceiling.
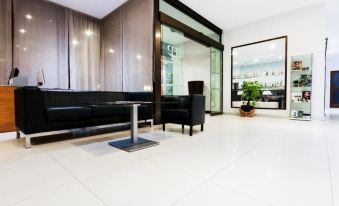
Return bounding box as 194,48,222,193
47,0,128,19
47,0,325,27
179,0,326,29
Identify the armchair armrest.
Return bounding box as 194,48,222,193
190,95,205,125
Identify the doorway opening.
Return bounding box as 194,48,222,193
160,24,222,114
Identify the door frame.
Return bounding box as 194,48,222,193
330,70,339,108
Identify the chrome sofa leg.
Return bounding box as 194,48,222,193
25,135,32,149
150,119,154,127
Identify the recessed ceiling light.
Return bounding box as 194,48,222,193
26,14,32,20
19,29,26,34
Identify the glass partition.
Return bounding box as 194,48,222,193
211,48,223,114
161,25,184,95
160,0,220,42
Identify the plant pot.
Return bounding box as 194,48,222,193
241,105,254,112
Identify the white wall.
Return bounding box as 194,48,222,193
325,0,339,114
182,40,211,110
223,4,326,119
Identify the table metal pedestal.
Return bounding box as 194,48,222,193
108,104,159,152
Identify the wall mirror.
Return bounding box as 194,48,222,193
231,36,287,110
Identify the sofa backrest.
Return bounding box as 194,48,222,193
41,89,126,107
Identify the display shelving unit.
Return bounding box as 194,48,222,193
290,54,313,121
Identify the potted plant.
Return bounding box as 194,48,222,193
240,81,263,116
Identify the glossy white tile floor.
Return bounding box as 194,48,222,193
0,115,338,206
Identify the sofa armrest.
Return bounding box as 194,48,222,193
190,95,206,125
15,87,48,134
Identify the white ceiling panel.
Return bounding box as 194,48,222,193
180,0,326,29
47,0,128,19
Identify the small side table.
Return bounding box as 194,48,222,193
108,103,159,152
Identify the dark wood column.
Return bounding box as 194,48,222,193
153,0,162,124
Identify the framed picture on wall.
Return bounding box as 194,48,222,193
231,36,288,110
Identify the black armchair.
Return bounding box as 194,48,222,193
161,95,205,136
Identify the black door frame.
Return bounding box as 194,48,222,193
330,71,339,108
153,0,224,123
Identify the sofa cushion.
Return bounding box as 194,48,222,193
89,104,127,118
46,106,92,122
162,109,189,118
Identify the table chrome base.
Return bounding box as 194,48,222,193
108,138,159,152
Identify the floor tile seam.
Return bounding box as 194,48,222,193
0,152,57,174
3,182,80,206
40,146,109,206
168,144,259,206
207,181,277,206
323,131,335,206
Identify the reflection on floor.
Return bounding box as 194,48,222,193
0,115,337,206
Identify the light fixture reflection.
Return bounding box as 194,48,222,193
72,39,79,46
109,49,115,53
85,30,93,36
136,54,142,60
155,32,161,38
269,43,275,49
26,14,32,20
23,47,28,51
19,29,26,34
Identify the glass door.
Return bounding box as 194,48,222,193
210,47,223,115
161,24,184,96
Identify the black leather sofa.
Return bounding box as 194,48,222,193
161,95,205,136
15,87,153,148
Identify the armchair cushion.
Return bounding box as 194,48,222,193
89,105,126,118
162,109,189,118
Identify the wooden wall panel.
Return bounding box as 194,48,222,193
101,9,123,91
0,0,12,85
0,87,16,133
122,0,154,92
